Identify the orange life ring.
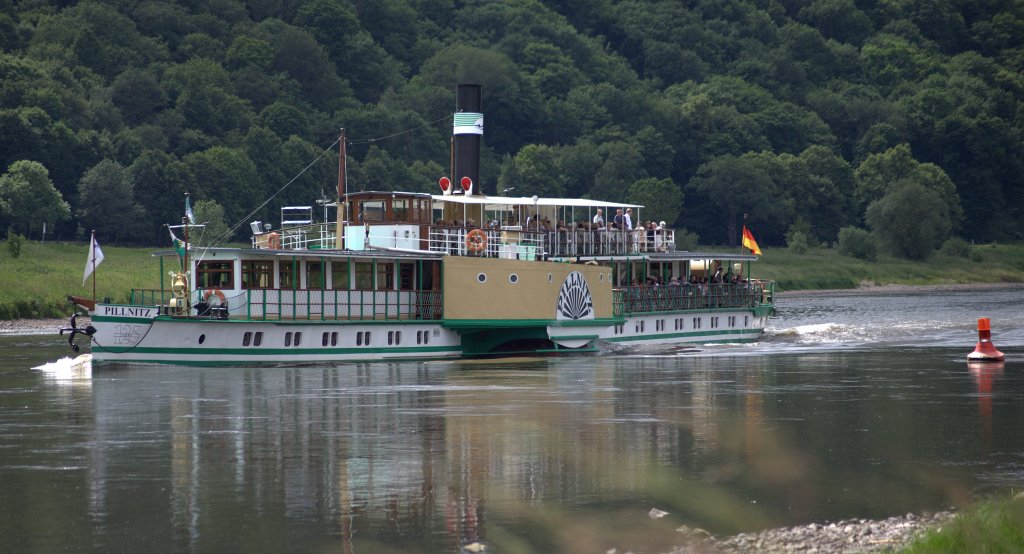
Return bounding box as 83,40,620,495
466,229,487,255
203,288,226,305
267,232,280,249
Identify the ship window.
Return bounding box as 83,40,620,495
198,334,206,344
285,332,292,347
243,332,252,346
365,331,371,344
254,332,263,346
331,261,350,290
354,262,372,289
242,261,273,289
377,262,394,290
508,273,518,284
388,331,394,345
306,261,325,290
331,332,338,346
322,332,329,347
423,330,428,344
279,261,295,289
395,331,401,345
294,332,301,346
196,261,233,289
356,332,362,346
477,273,487,283
358,200,385,222
392,199,409,222
399,263,415,291
745,316,749,326
547,273,553,283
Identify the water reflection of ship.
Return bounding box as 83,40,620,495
82,362,587,551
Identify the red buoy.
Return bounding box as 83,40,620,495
968,317,1005,362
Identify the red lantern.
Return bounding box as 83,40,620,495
460,176,473,193
439,176,451,193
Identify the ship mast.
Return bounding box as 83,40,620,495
336,128,346,249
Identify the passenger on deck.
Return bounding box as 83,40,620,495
624,208,634,230
593,209,604,227
613,208,624,229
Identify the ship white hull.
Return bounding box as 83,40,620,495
87,304,768,366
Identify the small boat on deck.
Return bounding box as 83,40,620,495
65,85,774,366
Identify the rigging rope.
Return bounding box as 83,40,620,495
191,111,451,258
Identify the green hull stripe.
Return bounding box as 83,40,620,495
444,318,619,329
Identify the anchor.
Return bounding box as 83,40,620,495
59,313,96,353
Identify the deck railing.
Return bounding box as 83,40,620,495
249,222,677,258
129,288,444,321
426,225,676,259
613,282,771,316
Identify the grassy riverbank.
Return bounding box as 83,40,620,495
750,242,1024,292
900,493,1024,553
0,241,164,319
1,240,1023,319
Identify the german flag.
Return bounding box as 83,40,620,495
742,226,762,256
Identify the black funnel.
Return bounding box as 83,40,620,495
453,84,482,195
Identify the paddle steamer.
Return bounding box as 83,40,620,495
66,85,774,366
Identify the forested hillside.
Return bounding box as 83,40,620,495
1,0,1021,255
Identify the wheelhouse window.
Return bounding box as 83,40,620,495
331,261,350,290
392,199,409,222
197,261,233,289
306,261,325,290
242,261,273,289
357,200,385,222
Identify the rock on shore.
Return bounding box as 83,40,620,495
661,511,956,554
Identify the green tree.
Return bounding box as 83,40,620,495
128,150,191,244
865,179,951,260
498,144,564,199
77,159,146,242
855,144,963,229
688,153,793,246
0,160,71,237
191,199,230,246
626,178,682,227
182,147,261,236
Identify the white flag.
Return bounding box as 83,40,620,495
83,233,105,286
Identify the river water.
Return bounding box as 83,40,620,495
2,287,1022,553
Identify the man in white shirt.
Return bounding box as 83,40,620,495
593,209,604,227
624,208,633,230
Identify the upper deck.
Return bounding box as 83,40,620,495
251,191,682,260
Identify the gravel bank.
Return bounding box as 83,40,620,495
0,318,77,336
658,511,956,554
